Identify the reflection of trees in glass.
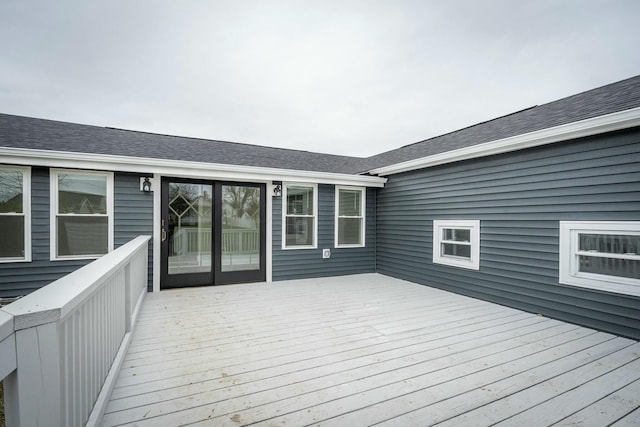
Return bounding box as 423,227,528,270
169,184,206,206
0,170,23,212
223,186,260,228
168,183,212,227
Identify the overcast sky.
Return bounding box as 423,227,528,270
1,1,639,157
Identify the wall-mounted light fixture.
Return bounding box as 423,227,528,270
272,181,282,197
141,177,153,192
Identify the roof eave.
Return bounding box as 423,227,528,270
0,148,387,187
368,106,640,176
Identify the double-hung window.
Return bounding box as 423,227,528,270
335,186,365,247
0,166,31,262
283,183,317,249
433,220,480,270
559,221,640,296
51,169,114,260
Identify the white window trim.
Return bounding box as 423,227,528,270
0,165,31,263
559,221,640,296
433,220,480,270
335,186,366,248
282,182,318,250
50,169,114,261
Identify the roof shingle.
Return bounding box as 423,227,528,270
1,74,639,175
364,74,640,172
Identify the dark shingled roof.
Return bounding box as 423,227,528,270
363,74,640,172
1,74,639,175
0,114,365,174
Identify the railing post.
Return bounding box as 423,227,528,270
10,322,62,427
4,371,19,427
1,310,18,426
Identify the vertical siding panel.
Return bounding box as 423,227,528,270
376,130,640,339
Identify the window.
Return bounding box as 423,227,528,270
335,186,365,247
51,169,113,260
433,220,480,270
283,183,317,249
559,221,640,296
0,166,30,262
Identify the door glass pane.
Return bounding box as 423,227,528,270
221,185,260,272
168,182,212,275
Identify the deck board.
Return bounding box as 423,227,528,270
551,379,640,426
102,273,640,426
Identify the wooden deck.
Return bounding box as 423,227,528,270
102,273,640,426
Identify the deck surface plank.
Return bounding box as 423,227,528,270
610,408,640,426
102,273,640,427
551,378,640,426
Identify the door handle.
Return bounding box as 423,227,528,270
161,228,167,242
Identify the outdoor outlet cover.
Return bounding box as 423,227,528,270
322,249,331,259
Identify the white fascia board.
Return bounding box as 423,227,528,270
0,147,387,187
369,106,640,176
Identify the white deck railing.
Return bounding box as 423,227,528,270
172,227,212,256
172,227,259,255
222,228,259,254
0,235,150,427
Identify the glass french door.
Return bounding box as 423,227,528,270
215,183,266,284
160,178,266,289
161,179,213,288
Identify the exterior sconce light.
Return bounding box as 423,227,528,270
273,181,282,197
141,177,153,192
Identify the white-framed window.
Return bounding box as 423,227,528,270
559,221,640,296
335,186,365,248
282,183,317,249
50,169,114,260
0,166,31,262
433,220,480,270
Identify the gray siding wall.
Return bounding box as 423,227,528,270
272,185,376,280
0,168,153,296
376,128,640,339
113,172,154,290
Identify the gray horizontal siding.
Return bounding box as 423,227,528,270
272,185,375,281
376,128,640,339
114,173,154,290
0,168,153,297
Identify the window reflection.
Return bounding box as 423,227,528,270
221,186,260,272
